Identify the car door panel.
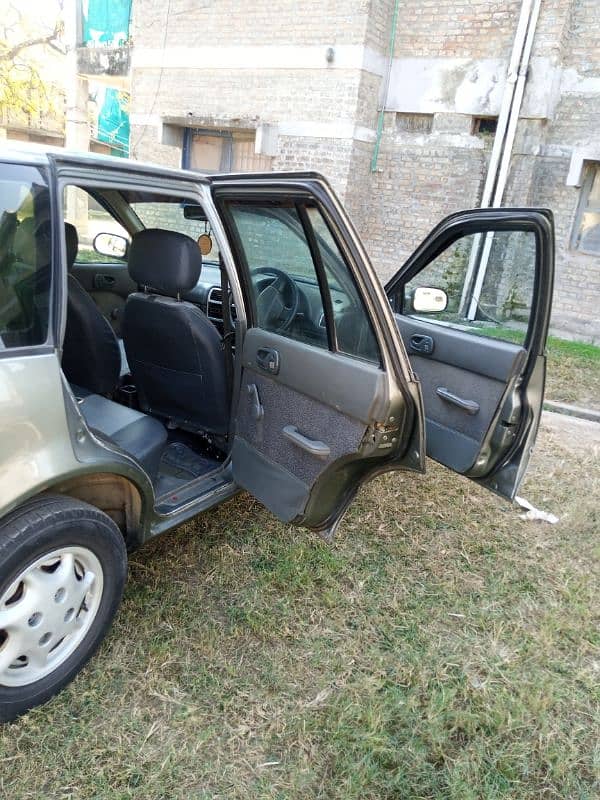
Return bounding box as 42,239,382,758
395,315,526,472
386,208,554,500
233,328,387,522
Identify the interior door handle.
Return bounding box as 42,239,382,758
94,274,116,289
283,425,331,458
409,333,434,354
256,347,280,374
436,387,480,415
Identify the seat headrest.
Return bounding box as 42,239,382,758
64,222,79,271
128,228,202,297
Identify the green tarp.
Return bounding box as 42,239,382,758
97,88,130,156
82,0,132,46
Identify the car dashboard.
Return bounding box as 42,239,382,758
183,262,353,346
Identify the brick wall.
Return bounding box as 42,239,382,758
130,0,600,342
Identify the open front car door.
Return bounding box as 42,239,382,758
386,208,554,499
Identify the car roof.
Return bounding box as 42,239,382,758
0,140,210,183
0,141,327,187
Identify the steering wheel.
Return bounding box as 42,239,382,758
252,267,299,332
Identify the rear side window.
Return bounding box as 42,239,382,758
0,163,52,348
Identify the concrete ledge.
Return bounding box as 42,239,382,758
543,400,600,423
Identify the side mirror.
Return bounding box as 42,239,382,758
93,232,128,259
411,286,448,313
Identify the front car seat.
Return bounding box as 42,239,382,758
61,223,122,395
122,228,229,435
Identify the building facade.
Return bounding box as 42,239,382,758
130,0,600,343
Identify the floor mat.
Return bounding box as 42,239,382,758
159,441,219,481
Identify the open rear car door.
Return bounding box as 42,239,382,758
386,208,554,499
212,175,425,537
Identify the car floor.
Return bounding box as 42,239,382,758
154,430,226,498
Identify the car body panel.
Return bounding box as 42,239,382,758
0,354,153,525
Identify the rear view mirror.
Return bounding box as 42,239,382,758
93,232,128,259
183,204,207,220
411,286,448,313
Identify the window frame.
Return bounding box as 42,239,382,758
182,128,273,174
182,128,233,173
571,163,600,256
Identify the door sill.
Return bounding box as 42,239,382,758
154,462,234,515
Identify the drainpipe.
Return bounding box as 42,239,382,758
371,0,401,172
459,0,541,318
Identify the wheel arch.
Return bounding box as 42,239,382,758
45,473,145,551
3,470,152,552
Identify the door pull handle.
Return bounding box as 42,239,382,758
436,387,480,415
283,425,330,458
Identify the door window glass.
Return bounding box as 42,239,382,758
0,163,52,348
401,230,537,344
307,206,380,363
227,201,329,349
63,186,129,264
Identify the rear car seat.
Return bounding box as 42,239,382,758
75,391,167,482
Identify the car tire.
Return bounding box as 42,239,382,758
0,494,127,723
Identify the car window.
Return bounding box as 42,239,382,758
226,201,329,350
402,229,537,345
63,186,130,264
307,206,380,363
224,199,380,363
131,202,221,263
0,163,52,349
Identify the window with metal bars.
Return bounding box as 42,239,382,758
182,128,272,174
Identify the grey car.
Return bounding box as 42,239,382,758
0,144,554,721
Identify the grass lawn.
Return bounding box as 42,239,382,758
1,414,598,799
545,337,600,411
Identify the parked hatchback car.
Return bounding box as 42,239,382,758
0,144,554,721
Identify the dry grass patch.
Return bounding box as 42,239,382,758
0,415,598,799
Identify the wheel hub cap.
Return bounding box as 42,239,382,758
0,546,104,687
